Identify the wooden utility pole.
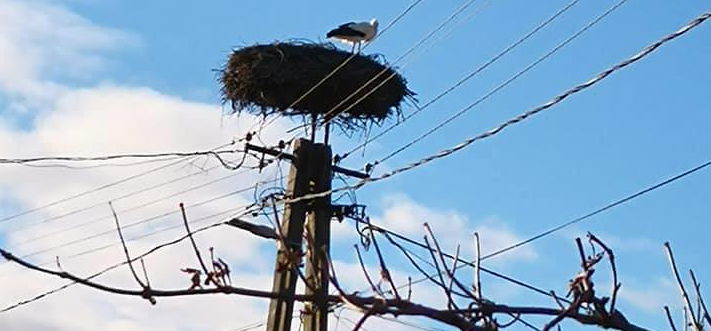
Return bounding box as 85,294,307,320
266,139,314,331
257,137,365,331
303,143,332,331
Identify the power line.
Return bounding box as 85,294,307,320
338,0,583,160
347,158,711,315
482,158,711,260
371,0,628,166
357,218,567,302
15,178,277,261
279,8,711,206
8,152,702,324
0,206,258,313
0,149,242,165
10,156,185,169
51,203,259,265
11,166,260,247
6,164,225,234
0,141,239,224
317,0,484,127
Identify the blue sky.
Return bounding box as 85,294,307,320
0,0,710,330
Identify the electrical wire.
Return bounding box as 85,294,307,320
11,166,259,247
371,0,628,167
15,177,279,261
5,164,223,234
482,158,711,260
10,156,185,169
0,149,242,165
338,0,584,161
317,0,483,127
50,203,259,265
0,141,239,224
0,206,260,313
345,156,711,316
278,8,711,206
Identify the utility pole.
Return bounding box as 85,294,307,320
255,138,365,331
266,139,313,331
303,143,332,331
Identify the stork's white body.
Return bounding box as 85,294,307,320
326,19,378,52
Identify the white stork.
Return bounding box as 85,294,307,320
326,18,379,53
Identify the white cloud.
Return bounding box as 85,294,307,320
618,276,679,314
0,1,293,330
0,0,136,106
0,1,535,329
0,86,288,329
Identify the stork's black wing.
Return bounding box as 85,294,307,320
326,23,366,38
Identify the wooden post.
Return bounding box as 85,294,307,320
303,143,332,331
267,139,313,331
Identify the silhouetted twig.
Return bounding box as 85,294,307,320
665,242,700,330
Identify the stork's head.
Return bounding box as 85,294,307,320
370,18,379,29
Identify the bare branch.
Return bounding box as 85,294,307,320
367,219,400,299
474,232,482,302
588,232,620,314
665,242,699,329
354,245,381,296
353,310,374,331
690,269,711,326
179,203,213,286
3,241,651,331
423,233,458,311
109,202,146,289
139,259,156,304
665,306,678,331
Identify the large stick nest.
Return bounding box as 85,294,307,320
220,41,415,131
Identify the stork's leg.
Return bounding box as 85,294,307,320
357,42,362,53
351,43,356,53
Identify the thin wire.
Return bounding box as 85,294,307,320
5,164,221,234
372,0,628,166
348,157,711,315
0,149,242,165
11,166,259,247
0,206,259,313
358,219,566,301
15,177,279,261
232,316,300,331
317,0,482,126
10,156,185,169
276,8,711,207
50,203,256,265
482,158,711,260
0,141,237,224
286,0,493,136
341,306,446,331
339,0,583,160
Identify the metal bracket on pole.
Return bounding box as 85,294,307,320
246,143,370,180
